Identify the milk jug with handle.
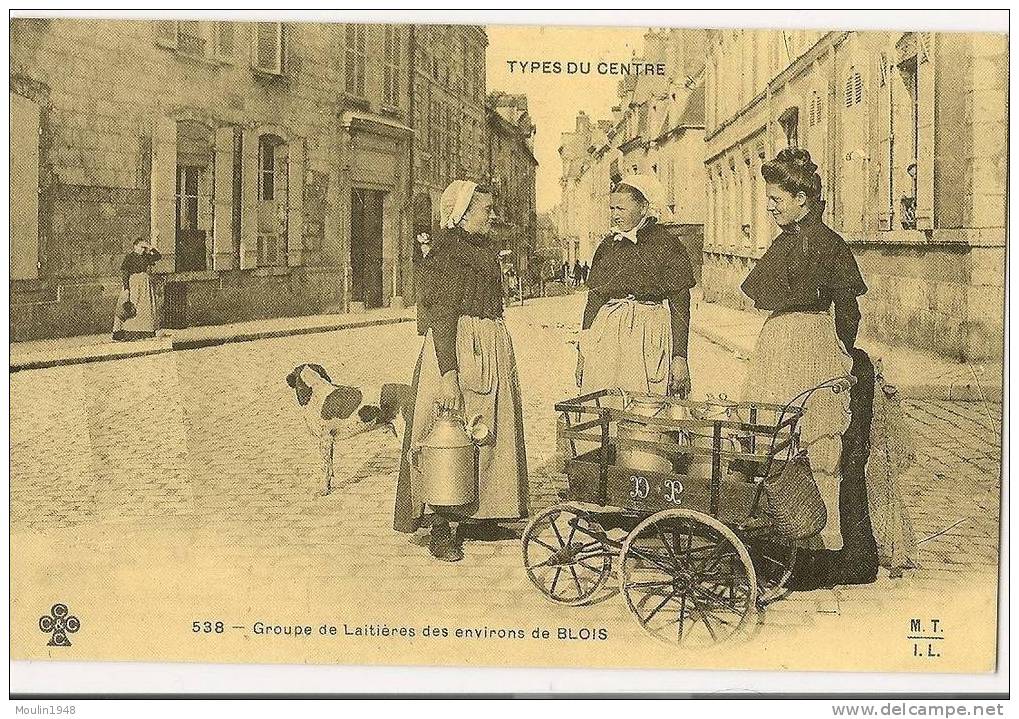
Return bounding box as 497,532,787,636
409,408,488,507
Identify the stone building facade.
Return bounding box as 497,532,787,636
408,24,488,234
10,18,494,341
704,29,1007,360
556,28,707,275
485,92,538,278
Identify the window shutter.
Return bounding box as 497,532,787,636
239,127,259,269
150,117,177,269
10,93,40,280
253,22,282,74
875,52,893,231
154,20,177,48
287,139,305,267
915,33,936,230
216,22,235,62
213,126,236,270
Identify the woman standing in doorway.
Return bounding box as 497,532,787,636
740,148,878,588
577,174,696,399
394,180,529,562
112,237,161,342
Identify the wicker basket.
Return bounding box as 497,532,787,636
763,453,827,541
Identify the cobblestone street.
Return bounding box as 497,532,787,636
10,294,1002,671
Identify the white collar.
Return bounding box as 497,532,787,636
611,216,650,244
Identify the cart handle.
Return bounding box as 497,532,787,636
761,374,857,475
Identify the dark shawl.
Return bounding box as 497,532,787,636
741,206,866,312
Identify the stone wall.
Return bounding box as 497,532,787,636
10,18,353,340
10,266,347,342
701,240,1005,362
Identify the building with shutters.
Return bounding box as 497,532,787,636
10,18,494,341
703,29,1006,360
485,92,538,281
556,28,707,275
407,24,488,252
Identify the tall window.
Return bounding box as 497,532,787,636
176,166,201,231
258,136,279,201
382,26,402,108
345,24,367,97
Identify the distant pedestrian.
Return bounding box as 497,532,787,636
112,238,161,342
572,260,582,287
561,262,569,284
580,261,590,285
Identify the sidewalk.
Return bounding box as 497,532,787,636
9,293,1005,405
9,307,416,373
688,290,1003,404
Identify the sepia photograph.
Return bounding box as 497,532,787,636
7,8,1008,696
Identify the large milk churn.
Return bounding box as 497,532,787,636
616,393,675,474
687,395,740,480
409,409,489,507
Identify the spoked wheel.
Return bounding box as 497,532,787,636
522,503,614,606
619,509,758,646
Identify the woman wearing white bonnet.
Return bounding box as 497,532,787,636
577,173,696,399
394,180,529,562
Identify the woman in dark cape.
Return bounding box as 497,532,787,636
740,148,878,589
394,181,529,562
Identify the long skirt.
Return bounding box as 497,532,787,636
112,272,157,340
393,316,529,533
739,310,854,551
581,298,673,398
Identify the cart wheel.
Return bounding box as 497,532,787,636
522,504,613,606
619,509,758,646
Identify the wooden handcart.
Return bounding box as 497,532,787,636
521,377,854,646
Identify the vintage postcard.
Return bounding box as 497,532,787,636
9,11,1006,682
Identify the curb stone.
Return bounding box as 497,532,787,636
10,315,416,373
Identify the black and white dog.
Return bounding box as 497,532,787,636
285,363,411,495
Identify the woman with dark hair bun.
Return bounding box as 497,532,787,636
740,148,879,589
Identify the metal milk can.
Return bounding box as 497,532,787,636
616,393,675,474
687,395,740,480
410,409,488,507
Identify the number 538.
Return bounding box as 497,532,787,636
193,621,224,633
